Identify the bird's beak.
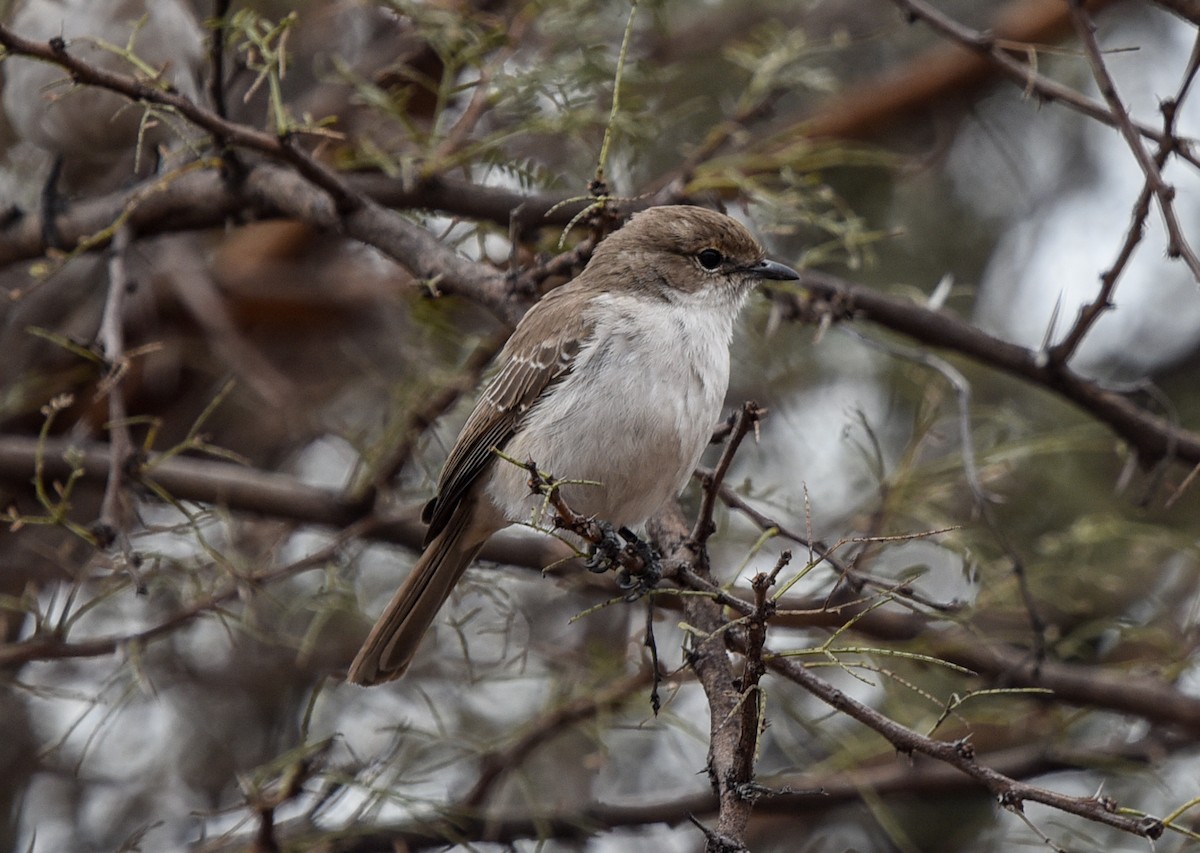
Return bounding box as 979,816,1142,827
751,258,800,281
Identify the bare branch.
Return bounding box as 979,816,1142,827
199,740,1161,852
785,273,1200,466
691,400,765,546
888,0,1200,170
459,668,655,809
0,23,597,324
0,518,375,669
756,645,1165,839
93,225,139,588
1066,0,1200,280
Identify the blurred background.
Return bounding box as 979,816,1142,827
2,0,1200,850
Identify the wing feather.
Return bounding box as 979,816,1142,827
423,294,590,542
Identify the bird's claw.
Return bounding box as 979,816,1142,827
584,520,623,573
584,524,661,598
615,527,661,599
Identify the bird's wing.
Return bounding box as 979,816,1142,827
423,291,591,542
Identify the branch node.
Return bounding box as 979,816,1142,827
953,736,976,760
1137,817,1165,839
686,814,746,853
997,789,1024,810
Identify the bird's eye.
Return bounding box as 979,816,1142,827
697,248,724,270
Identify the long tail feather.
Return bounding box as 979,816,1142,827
347,510,486,685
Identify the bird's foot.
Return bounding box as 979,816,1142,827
584,520,623,573
615,526,661,599
583,523,661,599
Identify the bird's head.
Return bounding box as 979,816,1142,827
587,205,800,302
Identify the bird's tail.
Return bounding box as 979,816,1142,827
347,511,486,685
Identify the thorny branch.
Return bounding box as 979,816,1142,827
5,432,1200,734
1050,29,1200,364
199,740,1168,851
785,272,1200,467
0,519,377,669
0,23,534,323
93,225,142,590
649,499,1169,847
1066,0,1200,280
0,22,357,208
692,401,765,548
890,0,1200,169
726,560,785,810
756,646,1165,840
2,4,1199,851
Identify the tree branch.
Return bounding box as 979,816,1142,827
886,0,1200,170
1066,0,1200,280
755,644,1164,839
198,739,1158,852
785,273,1200,466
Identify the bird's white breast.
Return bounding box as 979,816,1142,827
487,286,745,529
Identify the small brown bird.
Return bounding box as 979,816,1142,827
348,205,798,684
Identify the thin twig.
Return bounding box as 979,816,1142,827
702,474,960,614
0,22,358,210
691,401,765,547
208,0,246,182
790,270,1200,466
459,667,654,809
95,225,143,592
209,0,233,120
889,0,1200,169
1066,0,1200,281
1049,29,1200,364
426,7,532,170
754,643,1165,840
0,518,379,668
842,328,1044,650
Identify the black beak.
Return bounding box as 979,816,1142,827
751,258,800,281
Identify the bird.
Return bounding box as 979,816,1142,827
347,205,799,685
